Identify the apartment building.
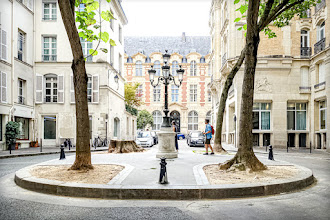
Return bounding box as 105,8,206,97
209,0,329,150
0,0,136,149
124,34,212,134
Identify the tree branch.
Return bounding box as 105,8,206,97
258,0,290,30
258,0,275,30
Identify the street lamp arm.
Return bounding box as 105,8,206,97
150,76,164,88
169,75,182,87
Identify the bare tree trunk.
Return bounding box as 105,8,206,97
220,0,266,171
214,47,246,153
58,0,93,170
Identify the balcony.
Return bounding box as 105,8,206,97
314,81,326,91
18,96,25,105
222,53,227,67
299,86,311,94
228,88,234,98
314,38,325,55
42,55,57,62
315,0,326,13
300,47,311,57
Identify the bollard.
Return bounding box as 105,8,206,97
159,157,168,184
59,144,66,160
266,145,268,152
268,145,274,160
64,139,68,148
310,141,312,154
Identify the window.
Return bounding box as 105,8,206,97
190,61,197,76
253,103,271,130
172,61,179,76
317,21,325,41
119,54,122,75
119,25,122,43
153,111,162,130
188,111,198,130
110,10,114,30
15,117,29,140
110,45,114,65
43,37,57,61
136,84,143,99
287,103,307,130
45,75,57,103
18,0,34,10
114,118,120,138
87,76,92,102
18,79,25,104
301,30,309,47
318,62,325,83
208,90,211,102
0,72,8,103
1,29,8,61
190,85,197,102
136,61,143,76
320,101,327,130
43,2,57,20
171,85,179,102
18,31,25,61
78,3,85,12
154,61,161,76
80,38,93,62
153,85,161,102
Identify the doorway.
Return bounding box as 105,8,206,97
170,111,180,132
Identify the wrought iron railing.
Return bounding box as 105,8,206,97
222,53,227,67
42,55,57,62
314,38,326,54
300,47,311,57
315,0,326,13
228,89,234,97
314,81,326,89
299,86,311,93
300,9,311,18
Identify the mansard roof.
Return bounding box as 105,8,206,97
124,35,211,57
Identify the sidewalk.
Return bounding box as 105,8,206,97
0,146,108,159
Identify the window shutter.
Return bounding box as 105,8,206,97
57,74,64,103
35,74,43,103
319,63,325,83
1,30,7,61
92,74,99,103
301,67,309,87
70,75,75,103
1,72,7,103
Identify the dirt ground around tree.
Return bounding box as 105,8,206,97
203,165,298,185
30,165,124,184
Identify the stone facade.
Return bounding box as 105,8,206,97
124,35,212,134
209,0,329,150
0,0,136,149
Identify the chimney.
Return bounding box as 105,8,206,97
182,32,186,42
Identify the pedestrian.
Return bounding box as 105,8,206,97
172,121,178,151
203,119,214,155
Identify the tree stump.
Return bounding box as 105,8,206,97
108,140,145,153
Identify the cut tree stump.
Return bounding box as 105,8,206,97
108,140,145,153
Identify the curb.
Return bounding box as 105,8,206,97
14,163,315,200
0,148,107,159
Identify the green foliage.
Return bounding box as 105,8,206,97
234,0,318,38
126,104,138,116
75,0,116,58
125,83,143,107
137,110,154,130
5,121,20,146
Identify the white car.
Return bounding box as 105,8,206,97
136,131,154,147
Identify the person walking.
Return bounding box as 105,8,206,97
203,119,214,155
172,121,179,151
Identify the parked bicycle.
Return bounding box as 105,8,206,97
92,136,109,148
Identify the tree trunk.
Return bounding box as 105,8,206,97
109,140,145,153
220,0,266,172
58,0,92,170
214,47,246,153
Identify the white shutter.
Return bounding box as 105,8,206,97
92,74,99,103
70,75,75,103
301,67,309,87
35,74,43,103
1,30,7,61
1,72,7,103
57,74,64,103
319,63,325,83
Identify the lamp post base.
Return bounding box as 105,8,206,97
156,127,178,159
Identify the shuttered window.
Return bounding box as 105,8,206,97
0,72,7,103
18,31,25,61
1,30,7,61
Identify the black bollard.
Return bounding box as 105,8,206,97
310,141,312,154
159,157,168,184
64,139,68,148
268,145,274,160
59,144,66,160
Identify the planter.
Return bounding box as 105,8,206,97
29,141,39,148
15,142,21,150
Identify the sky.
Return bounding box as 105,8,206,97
121,0,212,37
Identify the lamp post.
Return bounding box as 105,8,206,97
148,50,184,158
233,114,237,148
